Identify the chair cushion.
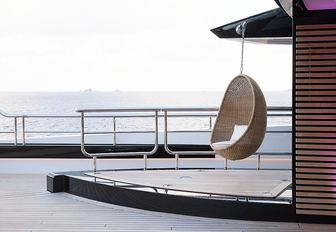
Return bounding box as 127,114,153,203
211,140,235,149
230,124,248,141
211,125,248,149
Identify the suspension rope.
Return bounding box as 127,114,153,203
240,24,245,74
237,21,247,74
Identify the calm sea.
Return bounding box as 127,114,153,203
0,91,292,140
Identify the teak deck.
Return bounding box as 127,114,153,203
86,169,292,198
2,174,336,231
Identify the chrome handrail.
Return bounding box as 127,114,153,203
163,109,216,170
79,109,160,172
162,107,292,169
76,107,292,171
0,106,292,145
0,107,292,172
0,111,25,145
76,107,219,171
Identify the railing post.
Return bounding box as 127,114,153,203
81,112,85,148
22,116,25,145
80,111,90,157
154,110,159,148
164,110,168,147
225,158,228,170
163,110,175,168
144,154,147,170
14,117,18,146
113,116,117,146
257,153,261,170
209,116,212,129
93,155,97,173
145,110,159,171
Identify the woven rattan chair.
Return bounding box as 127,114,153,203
210,74,267,160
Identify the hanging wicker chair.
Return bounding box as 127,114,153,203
210,74,267,161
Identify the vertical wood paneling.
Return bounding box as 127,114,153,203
295,24,336,217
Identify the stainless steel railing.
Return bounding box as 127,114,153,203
0,110,25,146
77,106,292,172
163,107,292,170
79,108,160,172
0,111,223,145
162,108,217,170
0,107,292,172
0,107,291,143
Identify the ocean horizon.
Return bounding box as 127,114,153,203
0,91,292,140
0,90,291,114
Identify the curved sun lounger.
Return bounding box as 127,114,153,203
210,74,267,160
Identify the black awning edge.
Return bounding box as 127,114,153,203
211,8,292,40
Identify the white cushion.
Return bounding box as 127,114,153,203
230,124,248,141
211,124,248,149
211,140,235,149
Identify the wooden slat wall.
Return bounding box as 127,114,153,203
295,24,336,216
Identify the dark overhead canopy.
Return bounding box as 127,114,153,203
211,8,292,44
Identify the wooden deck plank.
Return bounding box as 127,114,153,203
0,174,335,231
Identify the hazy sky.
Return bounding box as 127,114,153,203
0,0,292,92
